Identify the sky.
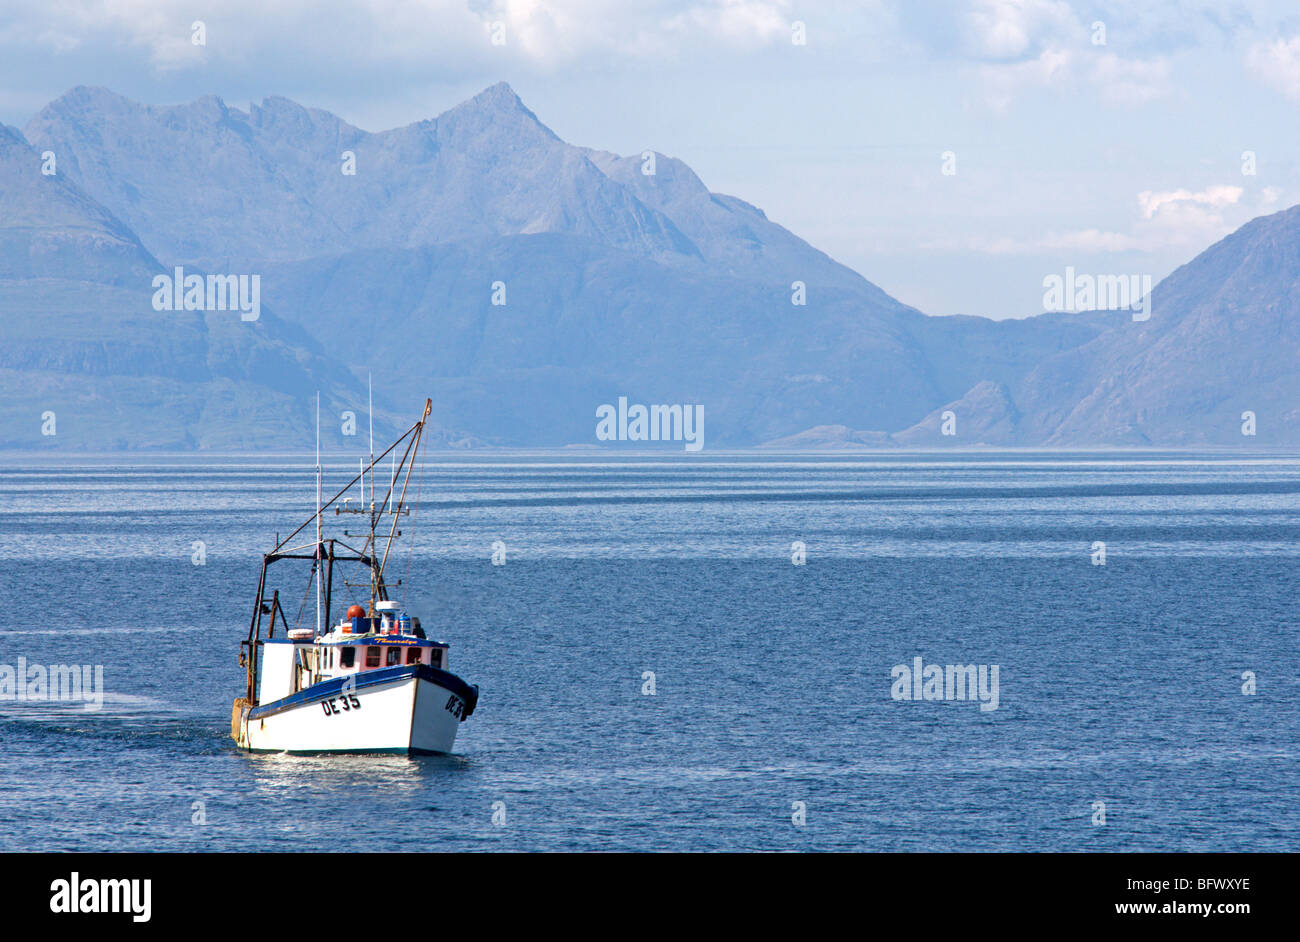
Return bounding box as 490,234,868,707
1,0,1298,318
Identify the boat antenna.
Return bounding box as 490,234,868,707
315,392,323,637
368,371,376,615
368,371,375,510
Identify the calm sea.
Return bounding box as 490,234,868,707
1,452,1297,851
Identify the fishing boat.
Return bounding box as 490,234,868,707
231,396,478,755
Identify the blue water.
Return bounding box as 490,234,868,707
0,452,1297,851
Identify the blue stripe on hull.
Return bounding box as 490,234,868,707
247,664,478,721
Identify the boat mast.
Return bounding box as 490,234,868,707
368,372,374,510
376,398,431,580
254,399,432,652
368,372,377,615
315,392,323,637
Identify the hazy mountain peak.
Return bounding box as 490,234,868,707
464,81,527,113
246,94,363,144
1155,202,1300,315
1010,199,1300,446
191,93,227,109
0,121,156,283
45,85,132,112
431,81,558,145
893,381,1021,445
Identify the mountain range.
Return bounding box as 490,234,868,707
1,82,1295,449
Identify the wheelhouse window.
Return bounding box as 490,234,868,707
406,648,422,665
386,647,401,666
365,646,380,668
340,647,356,668
429,648,442,669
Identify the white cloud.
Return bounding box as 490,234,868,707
978,46,1071,111
1124,184,1246,251
663,0,792,48
1089,52,1171,104
1246,36,1300,101
975,45,1170,111
0,1,807,71
1138,185,1243,220
962,0,1077,60
965,184,1268,256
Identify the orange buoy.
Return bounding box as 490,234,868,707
346,604,365,620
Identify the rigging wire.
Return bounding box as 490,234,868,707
401,428,428,610
292,561,316,630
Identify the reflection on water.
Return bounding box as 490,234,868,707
247,750,472,793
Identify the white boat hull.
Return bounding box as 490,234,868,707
234,665,478,755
